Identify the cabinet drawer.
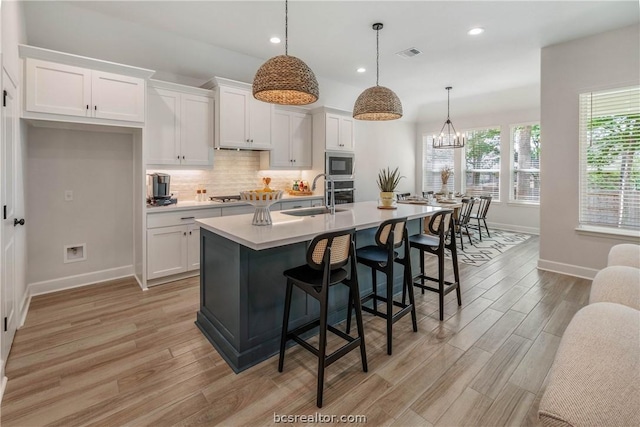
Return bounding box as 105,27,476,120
147,207,221,228
279,200,312,211
220,204,255,216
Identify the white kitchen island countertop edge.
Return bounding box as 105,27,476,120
196,201,444,251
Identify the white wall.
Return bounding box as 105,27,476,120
539,24,640,278
354,120,417,202
26,128,134,287
417,106,541,234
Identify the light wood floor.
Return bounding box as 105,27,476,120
1,236,591,426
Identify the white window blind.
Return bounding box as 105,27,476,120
422,135,454,193
464,127,501,199
511,124,541,203
579,86,640,231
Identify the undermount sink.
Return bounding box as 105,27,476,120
281,207,347,217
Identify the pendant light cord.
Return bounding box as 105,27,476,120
285,0,288,55
376,26,379,86
447,87,451,120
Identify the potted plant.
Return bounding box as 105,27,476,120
377,166,404,207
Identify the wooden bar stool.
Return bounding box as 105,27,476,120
409,209,462,321
349,217,417,355
279,228,367,408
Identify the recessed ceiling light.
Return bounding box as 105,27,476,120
270,37,281,44
468,27,484,36
357,67,366,73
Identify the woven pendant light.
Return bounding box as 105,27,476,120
353,23,402,121
253,0,319,105
433,87,465,149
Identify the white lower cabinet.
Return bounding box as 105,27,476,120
147,225,189,279
146,207,220,281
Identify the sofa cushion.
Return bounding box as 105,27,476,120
608,244,640,268
589,266,640,310
538,302,640,427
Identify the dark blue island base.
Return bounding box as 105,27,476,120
195,219,421,373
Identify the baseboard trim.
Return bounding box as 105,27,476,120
147,271,199,287
27,265,134,297
0,374,6,405
537,259,599,280
134,273,147,291
18,290,31,328
487,222,539,235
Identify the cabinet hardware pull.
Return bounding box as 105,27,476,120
183,232,187,236
94,105,97,111
14,218,25,226
189,231,192,235
180,216,195,220
86,105,89,110
182,156,185,160
177,155,180,159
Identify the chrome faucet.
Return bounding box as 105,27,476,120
312,173,336,215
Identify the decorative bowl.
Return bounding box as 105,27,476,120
240,190,284,225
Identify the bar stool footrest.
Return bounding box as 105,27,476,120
361,293,415,324
413,274,459,295
287,319,363,366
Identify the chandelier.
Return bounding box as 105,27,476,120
433,87,465,149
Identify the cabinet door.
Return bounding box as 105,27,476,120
325,113,341,150
290,113,312,168
269,110,292,167
181,94,213,166
187,225,201,271
219,86,249,148
147,226,188,279
92,71,145,122
147,88,180,165
25,59,91,117
249,98,272,148
340,116,355,151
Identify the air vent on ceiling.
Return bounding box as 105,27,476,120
396,47,422,59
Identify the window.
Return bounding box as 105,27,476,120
511,124,541,203
579,86,640,231
463,127,501,199
422,135,455,193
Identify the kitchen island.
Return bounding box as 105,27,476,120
195,201,443,372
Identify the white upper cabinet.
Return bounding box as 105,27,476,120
313,108,355,152
25,59,91,117
261,108,312,169
209,77,272,150
91,71,145,122
146,81,213,166
24,58,146,123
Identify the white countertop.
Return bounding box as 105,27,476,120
196,201,443,251
147,194,323,213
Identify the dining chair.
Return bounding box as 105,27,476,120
455,198,476,250
469,195,492,241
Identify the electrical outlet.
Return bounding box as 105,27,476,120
64,190,73,201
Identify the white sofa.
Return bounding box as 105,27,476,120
538,244,640,427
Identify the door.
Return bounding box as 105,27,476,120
146,87,181,165
181,94,213,166
2,71,19,364
248,98,272,148
25,58,91,117
219,86,248,148
291,113,312,168
147,226,188,279
92,71,145,122
269,109,291,167
187,225,201,271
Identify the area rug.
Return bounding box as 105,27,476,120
447,229,532,267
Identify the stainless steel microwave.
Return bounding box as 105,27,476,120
325,152,355,181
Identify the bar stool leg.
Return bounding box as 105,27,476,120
346,287,353,334
316,289,329,408
371,267,378,315
278,280,294,372
350,280,368,372
386,266,393,355
419,249,426,294
405,259,418,332
438,250,445,321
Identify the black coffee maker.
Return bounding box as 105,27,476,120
147,173,177,206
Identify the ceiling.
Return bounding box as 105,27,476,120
22,1,640,122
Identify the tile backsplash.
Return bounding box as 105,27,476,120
148,150,313,200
